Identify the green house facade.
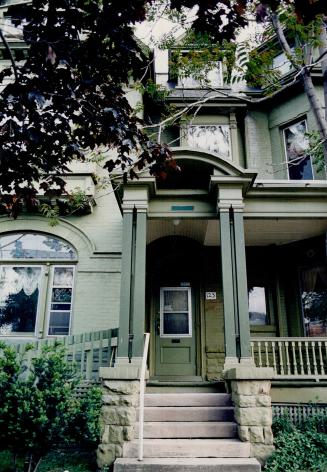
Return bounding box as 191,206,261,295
1,49,327,392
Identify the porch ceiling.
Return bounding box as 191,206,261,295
147,218,327,247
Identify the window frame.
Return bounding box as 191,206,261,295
174,50,224,89
0,232,77,338
183,123,232,159
159,286,192,338
281,118,314,181
46,265,76,337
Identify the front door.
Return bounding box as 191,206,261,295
154,287,197,377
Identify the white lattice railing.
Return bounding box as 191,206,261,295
251,337,327,380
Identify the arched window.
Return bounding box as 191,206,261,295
0,232,77,337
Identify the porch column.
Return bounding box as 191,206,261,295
131,209,147,359
218,186,253,369
117,186,148,365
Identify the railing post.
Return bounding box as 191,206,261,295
138,333,150,462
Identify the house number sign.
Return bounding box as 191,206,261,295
206,292,216,300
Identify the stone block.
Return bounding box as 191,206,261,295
233,394,256,407
238,425,250,442
97,443,122,468
234,407,272,426
103,380,139,395
101,425,110,444
103,394,138,406
109,425,124,444
251,444,275,465
102,406,136,426
263,426,274,445
123,426,134,441
231,380,271,396
249,427,264,443
256,395,271,407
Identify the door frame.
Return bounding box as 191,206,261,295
149,282,204,380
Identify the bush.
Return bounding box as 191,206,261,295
0,342,102,472
265,413,327,472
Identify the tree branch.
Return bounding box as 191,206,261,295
0,28,18,81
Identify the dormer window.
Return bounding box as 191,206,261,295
177,54,223,88
186,124,231,159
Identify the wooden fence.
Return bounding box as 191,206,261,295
7,328,118,381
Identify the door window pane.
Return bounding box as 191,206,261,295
163,312,189,335
164,290,188,312
249,286,268,325
0,266,42,334
301,266,327,337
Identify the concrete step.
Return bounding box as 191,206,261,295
135,421,237,438
114,457,261,472
139,406,234,422
122,439,251,458
144,393,232,407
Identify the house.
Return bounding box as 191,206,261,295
1,12,327,471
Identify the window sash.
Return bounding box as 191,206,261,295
160,287,192,338
46,265,75,336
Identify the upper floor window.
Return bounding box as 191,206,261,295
186,124,231,159
0,232,77,337
272,51,294,77
282,119,313,180
177,58,223,88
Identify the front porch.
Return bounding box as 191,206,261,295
115,149,327,384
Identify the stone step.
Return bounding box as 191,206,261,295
139,406,234,422
114,457,261,472
144,393,232,407
122,439,251,458
145,381,226,394
135,421,238,438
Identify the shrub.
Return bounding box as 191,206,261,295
0,342,102,472
265,412,327,472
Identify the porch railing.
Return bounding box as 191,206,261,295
251,337,327,380
6,328,118,381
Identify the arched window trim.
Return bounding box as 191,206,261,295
0,232,78,261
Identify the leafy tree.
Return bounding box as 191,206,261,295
1,0,327,211
146,1,327,167
0,341,102,472
0,0,174,217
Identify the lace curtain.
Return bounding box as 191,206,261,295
0,266,42,299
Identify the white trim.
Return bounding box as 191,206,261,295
45,265,76,337
159,286,192,338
